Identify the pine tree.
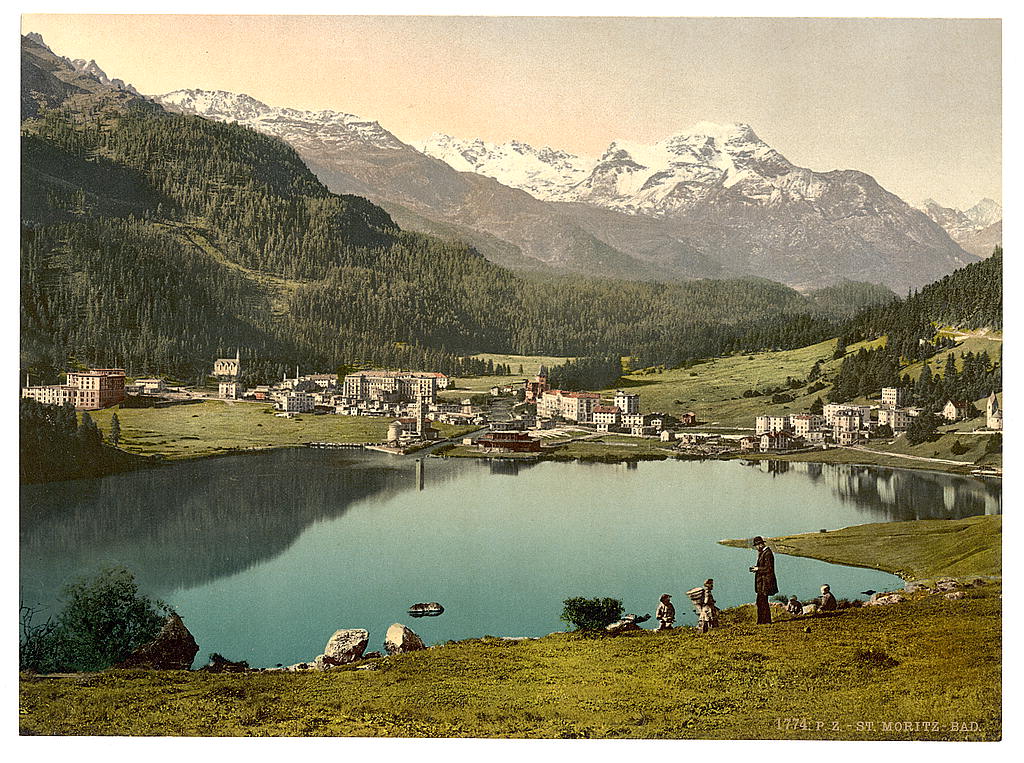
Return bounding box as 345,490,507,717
110,412,121,446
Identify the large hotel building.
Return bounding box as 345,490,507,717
22,368,126,410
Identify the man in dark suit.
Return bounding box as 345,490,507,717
749,536,778,624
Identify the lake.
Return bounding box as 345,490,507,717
20,450,1001,668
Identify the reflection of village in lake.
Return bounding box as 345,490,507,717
744,460,1001,520
21,452,999,625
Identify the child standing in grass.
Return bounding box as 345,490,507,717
656,594,675,630
698,579,719,633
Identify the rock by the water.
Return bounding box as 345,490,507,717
904,581,930,594
323,628,369,665
945,591,967,601
605,619,642,634
114,613,199,670
384,623,425,654
201,653,250,673
865,593,906,607
936,578,961,592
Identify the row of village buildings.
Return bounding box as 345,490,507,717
20,359,1002,455
742,386,1003,453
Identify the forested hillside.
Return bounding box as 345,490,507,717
824,250,1003,404
20,35,897,384
843,249,1002,362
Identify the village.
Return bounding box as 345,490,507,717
20,352,1004,463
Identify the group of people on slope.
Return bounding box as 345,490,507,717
655,578,720,633
654,535,840,631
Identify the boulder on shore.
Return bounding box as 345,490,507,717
384,623,425,654
323,628,369,665
605,619,641,634
114,613,199,671
200,653,250,673
864,592,906,607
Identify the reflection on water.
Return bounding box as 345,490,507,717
21,452,999,666
19,450,467,606
742,460,1001,521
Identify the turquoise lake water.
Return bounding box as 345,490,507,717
20,451,1000,668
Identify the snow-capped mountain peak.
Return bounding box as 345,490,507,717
155,89,407,151
965,197,1001,228
416,133,593,198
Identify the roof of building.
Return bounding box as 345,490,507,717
545,389,602,399
69,368,125,376
593,405,619,413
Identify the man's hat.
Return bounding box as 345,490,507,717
751,536,765,545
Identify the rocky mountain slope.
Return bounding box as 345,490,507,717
424,123,978,292
917,198,1002,258
156,89,691,280
156,90,976,292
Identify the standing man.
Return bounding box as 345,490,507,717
749,536,778,624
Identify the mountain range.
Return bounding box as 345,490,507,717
916,198,1002,259
23,33,901,382
155,89,980,294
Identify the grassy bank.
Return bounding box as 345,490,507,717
719,515,1001,581
20,586,1001,739
87,401,472,460
20,517,1002,739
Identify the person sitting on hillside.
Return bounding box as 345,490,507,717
656,594,675,630
818,585,838,612
785,595,803,616
698,579,720,633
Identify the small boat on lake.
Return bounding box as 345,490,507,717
408,602,445,617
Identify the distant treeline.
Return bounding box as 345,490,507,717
19,398,146,484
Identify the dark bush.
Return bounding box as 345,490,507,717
19,565,169,673
560,597,623,631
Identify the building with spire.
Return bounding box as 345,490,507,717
986,391,1002,430
213,349,241,379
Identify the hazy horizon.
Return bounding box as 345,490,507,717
22,14,1001,210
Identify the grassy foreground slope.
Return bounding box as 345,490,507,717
21,518,1001,739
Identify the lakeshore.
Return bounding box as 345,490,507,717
74,398,1001,480
20,515,1002,739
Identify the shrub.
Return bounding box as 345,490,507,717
19,565,170,673
906,412,943,445
950,439,970,456
771,393,794,404
560,597,623,631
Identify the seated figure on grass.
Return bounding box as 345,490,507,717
818,584,838,612
656,594,675,630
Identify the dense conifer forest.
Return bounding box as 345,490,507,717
20,38,999,389
19,43,898,384
19,399,147,483
823,250,1002,405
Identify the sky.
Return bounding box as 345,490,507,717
20,13,1001,213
